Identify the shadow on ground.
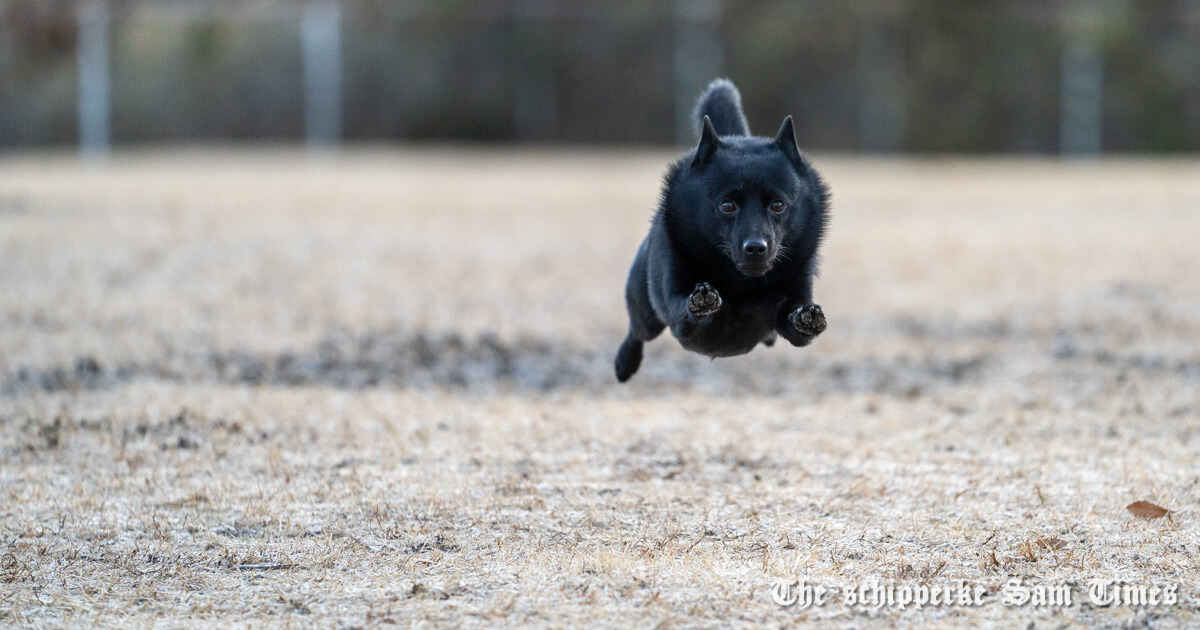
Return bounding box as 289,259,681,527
3,323,1004,398
11,318,1193,400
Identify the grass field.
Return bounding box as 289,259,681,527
1,149,1198,628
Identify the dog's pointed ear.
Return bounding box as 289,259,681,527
774,116,803,166
692,116,720,169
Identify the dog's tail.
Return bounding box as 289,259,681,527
694,78,750,137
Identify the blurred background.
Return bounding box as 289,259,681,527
2,0,1198,154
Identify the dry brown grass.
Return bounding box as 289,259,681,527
1,148,1199,628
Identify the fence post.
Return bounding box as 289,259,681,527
1059,35,1103,155
1057,1,1118,156
78,2,112,158
302,1,343,146
673,0,723,145
857,11,906,152
512,0,559,141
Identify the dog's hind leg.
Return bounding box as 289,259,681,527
614,336,644,383
616,312,664,382
616,240,666,382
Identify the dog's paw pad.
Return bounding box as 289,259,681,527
790,304,827,336
688,282,722,316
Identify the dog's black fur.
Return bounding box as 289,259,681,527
615,79,829,382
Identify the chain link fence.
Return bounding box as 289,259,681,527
2,0,1198,152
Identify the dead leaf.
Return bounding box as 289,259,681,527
1036,536,1068,551
1126,500,1169,519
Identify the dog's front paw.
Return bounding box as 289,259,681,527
789,304,827,337
688,282,722,317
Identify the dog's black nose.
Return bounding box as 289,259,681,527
742,238,768,256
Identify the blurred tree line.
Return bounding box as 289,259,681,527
2,0,1198,152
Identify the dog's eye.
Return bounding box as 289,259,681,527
718,201,736,213
769,200,786,213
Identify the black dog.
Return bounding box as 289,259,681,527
614,78,829,382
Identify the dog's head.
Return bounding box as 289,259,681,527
673,116,824,278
